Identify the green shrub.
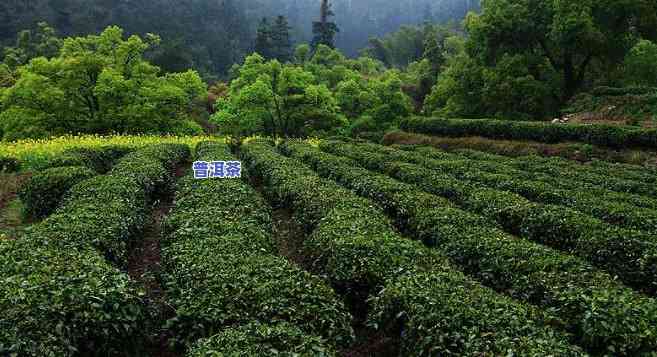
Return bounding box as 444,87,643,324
622,40,657,87
188,322,336,356
19,166,96,220
162,142,354,350
244,140,437,290
25,144,188,266
43,145,134,173
349,115,378,136
591,86,657,96
111,144,190,196
329,143,657,293
31,175,148,265
169,120,205,136
291,141,657,354
0,219,147,357
370,271,583,356
0,143,191,355
401,117,657,149
243,140,582,355
365,142,657,233
0,156,20,172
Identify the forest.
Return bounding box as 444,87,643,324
0,0,480,77
1,0,656,143
2,1,657,356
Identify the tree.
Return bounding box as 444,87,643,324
149,38,194,73
211,53,343,139
294,44,311,64
0,26,206,141
255,16,292,63
623,40,657,87
271,16,293,63
424,52,554,120
2,22,62,69
312,0,339,50
466,0,657,102
363,38,391,67
254,18,273,59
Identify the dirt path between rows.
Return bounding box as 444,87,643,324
238,148,398,357
127,163,189,357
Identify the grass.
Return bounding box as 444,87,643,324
383,130,657,166
0,173,30,239
0,134,214,171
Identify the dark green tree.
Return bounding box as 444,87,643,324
467,0,657,102
312,0,339,50
255,18,273,59
2,22,62,69
271,16,293,63
364,38,391,67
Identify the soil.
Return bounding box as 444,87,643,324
0,173,30,211
126,162,189,357
238,147,400,357
271,207,314,270
0,173,32,239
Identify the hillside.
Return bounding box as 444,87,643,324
1,0,657,355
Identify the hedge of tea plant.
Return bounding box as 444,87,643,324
187,322,336,356
401,117,657,149
161,141,354,351
413,145,657,208
241,140,583,355
284,141,657,355
358,142,657,233
19,166,96,220
28,144,190,266
322,142,657,294
452,147,656,184
0,156,19,172
42,145,134,173
0,143,190,356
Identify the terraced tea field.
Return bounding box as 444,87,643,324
1,138,656,356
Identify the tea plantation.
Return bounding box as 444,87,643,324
1,136,656,356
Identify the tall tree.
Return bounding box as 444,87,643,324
467,0,657,102
2,22,62,69
0,26,206,141
254,17,273,59
312,0,339,50
271,16,292,63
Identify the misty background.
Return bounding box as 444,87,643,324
0,0,480,78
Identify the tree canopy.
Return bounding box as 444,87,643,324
211,44,412,139
0,26,205,141
466,0,657,102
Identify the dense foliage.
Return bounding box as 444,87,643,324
401,117,657,149
211,46,412,138
419,0,657,120
323,142,657,293
0,26,206,141
0,0,480,77
241,140,582,355
0,143,189,356
161,141,354,350
188,322,337,356
288,140,657,355
19,165,96,219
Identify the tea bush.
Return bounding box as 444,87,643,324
19,166,96,219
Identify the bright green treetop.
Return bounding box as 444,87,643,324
0,26,206,141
